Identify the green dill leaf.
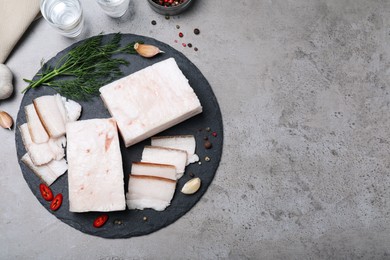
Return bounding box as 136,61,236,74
22,33,139,101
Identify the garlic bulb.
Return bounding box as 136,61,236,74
0,64,13,100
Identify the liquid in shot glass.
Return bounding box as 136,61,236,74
96,0,130,18
40,0,84,38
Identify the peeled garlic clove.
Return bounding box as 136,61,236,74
0,111,13,130
181,177,201,195
134,43,164,58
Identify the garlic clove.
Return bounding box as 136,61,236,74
134,43,164,58
181,177,201,195
0,111,13,130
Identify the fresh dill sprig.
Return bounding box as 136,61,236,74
22,33,139,100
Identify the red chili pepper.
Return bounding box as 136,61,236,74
39,183,54,201
93,214,109,228
50,194,63,211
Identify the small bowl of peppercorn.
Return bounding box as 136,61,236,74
147,0,194,16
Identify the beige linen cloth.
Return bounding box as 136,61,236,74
0,0,40,63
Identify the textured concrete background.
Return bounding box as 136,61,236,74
1,0,390,259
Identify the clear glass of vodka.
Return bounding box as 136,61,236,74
96,0,130,18
40,0,84,38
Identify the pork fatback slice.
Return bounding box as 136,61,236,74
21,153,67,186
48,136,67,161
25,104,49,144
67,118,126,212
61,95,82,122
131,162,176,180
151,135,199,165
126,175,176,211
99,58,202,147
55,94,68,124
46,158,68,179
19,123,55,166
33,95,66,138
141,146,187,179
20,123,66,166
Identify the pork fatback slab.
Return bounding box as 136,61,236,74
99,58,202,147
66,118,126,212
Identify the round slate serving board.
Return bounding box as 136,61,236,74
15,33,223,238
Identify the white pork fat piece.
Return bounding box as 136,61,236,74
99,58,202,147
21,153,67,186
67,118,126,212
131,162,176,180
55,94,68,124
33,95,66,138
32,94,82,138
25,104,49,144
54,94,82,122
151,135,199,165
126,175,176,211
141,146,187,179
63,99,82,121
19,123,66,165
48,136,66,161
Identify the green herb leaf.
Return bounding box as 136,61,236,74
22,33,139,100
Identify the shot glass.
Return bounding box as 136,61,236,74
40,0,84,38
96,0,130,18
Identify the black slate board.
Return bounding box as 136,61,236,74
15,33,223,238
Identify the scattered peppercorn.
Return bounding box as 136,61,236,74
205,127,211,132
198,161,202,165
151,20,157,25
174,39,178,43
143,216,148,221
203,136,208,140
165,15,170,20
176,25,180,29
204,140,212,149
187,43,192,48
205,156,211,162
194,28,200,35
212,132,217,137
182,43,187,47
194,47,198,51
179,32,184,38
114,219,123,225
189,172,195,177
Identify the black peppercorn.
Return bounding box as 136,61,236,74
204,141,212,149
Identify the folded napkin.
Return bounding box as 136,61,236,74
0,0,40,63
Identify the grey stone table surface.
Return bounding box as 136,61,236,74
1,0,390,259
